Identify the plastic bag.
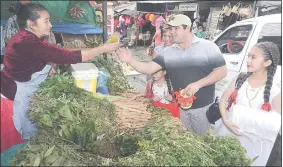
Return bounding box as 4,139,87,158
97,71,110,94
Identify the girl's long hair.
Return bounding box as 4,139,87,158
151,70,175,101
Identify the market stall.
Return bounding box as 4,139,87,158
6,60,253,166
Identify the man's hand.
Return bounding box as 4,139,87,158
182,82,201,96
115,48,134,64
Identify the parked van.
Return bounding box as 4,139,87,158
213,14,281,98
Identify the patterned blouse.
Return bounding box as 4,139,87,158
1,15,19,55
153,43,165,55
3,15,19,42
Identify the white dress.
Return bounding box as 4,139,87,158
214,79,281,166
152,83,170,104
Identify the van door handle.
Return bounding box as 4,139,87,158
230,61,238,65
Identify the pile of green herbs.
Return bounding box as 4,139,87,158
117,106,253,166
11,73,137,166
90,55,131,96
11,74,252,166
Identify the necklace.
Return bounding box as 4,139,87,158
245,83,265,107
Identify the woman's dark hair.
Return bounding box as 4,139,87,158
227,42,280,111
9,2,48,29
160,26,164,40
150,69,175,102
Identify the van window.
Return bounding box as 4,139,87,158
257,23,282,66
215,24,253,54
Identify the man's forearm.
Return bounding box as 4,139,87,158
128,58,163,75
196,66,227,88
129,58,155,75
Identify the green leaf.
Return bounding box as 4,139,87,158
60,125,72,139
38,114,53,127
28,145,42,152
44,145,55,158
59,129,63,137
33,154,41,166
252,155,259,162
52,157,65,166
45,154,58,164
59,105,74,121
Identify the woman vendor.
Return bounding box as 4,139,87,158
0,2,119,149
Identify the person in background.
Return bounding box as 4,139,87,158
3,0,31,45
216,42,281,166
119,18,127,42
146,25,173,81
1,2,119,149
116,14,227,135
151,25,173,58
151,23,163,46
202,21,207,31
196,26,206,39
145,69,180,118
192,17,199,35
129,24,138,47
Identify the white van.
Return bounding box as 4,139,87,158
213,14,282,98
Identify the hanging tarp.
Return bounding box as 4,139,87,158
1,19,103,35
32,1,98,26
51,22,103,35
32,1,70,22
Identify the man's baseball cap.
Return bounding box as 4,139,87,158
167,14,192,27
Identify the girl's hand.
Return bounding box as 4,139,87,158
166,94,173,101
224,120,241,136
153,95,161,102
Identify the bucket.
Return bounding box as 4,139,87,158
71,63,99,93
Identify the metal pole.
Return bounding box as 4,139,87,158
252,0,257,17
102,1,108,59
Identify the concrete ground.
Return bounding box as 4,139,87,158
125,46,152,93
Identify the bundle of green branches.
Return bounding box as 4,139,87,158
11,73,138,166
10,131,105,166
11,74,252,166
116,106,253,166
90,55,131,95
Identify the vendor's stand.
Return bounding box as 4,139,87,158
2,48,253,166
7,68,254,166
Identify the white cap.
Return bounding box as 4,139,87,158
167,14,192,27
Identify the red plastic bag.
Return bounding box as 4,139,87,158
152,101,180,118
1,97,26,152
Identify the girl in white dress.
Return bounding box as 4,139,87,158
145,69,180,118
215,42,281,166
